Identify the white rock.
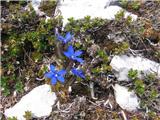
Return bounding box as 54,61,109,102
113,84,139,112
5,84,57,120
31,0,43,15
56,0,137,26
31,0,41,11
31,0,50,16
110,55,160,81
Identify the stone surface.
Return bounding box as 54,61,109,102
56,0,137,26
5,84,57,120
113,84,139,112
110,55,160,81
31,0,44,16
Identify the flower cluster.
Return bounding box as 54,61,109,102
45,32,85,85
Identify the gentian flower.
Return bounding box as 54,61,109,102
57,32,72,44
64,45,84,63
71,68,85,79
45,64,66,85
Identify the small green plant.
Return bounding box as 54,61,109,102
114,42,129,54
15,80,24,93
7,116,18,120
119,0,141,10
119,0,128,8
39,0,57,16
115,10,125,21
130,1,141,10
23,111,32,120
97,49,109,61
129,70,159,117
1,76,10,96
65,16,106,34
128,69,138,80
134,79,145,95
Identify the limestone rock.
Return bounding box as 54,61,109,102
56,0,137,26
113,84,139,112
5,84,57,120
110,55,160,81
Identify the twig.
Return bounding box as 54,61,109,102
103,99,109,106
36,77,45,81
129,48,137,56
121,110,127,120
88,100,100,107
66,61,74,73
56,101,73,113
104,99,113,109
90,81,98,100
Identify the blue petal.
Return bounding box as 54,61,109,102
68,45,74,55
57,76,65,83
65,32,72,42
74,57,84,63
80,73,85,79
71,68,85,79
51,77,57,85
57,35,65,42
64,51,71,58
58,69,66,75
45,72,53,79
50,65,55,72
71,68,77,75
74,50,82,56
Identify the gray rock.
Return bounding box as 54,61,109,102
113,84,139,111
5,84,57,120
110,55,160,81
56,0,137,26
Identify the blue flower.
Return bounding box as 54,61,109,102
64,45,84,63
71,68,85,79
45,64,66,85
57,32,72,43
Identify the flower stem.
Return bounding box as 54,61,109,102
56,41,62,58
66,60,74,73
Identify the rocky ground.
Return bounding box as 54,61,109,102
1,0,160,120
